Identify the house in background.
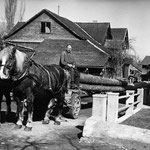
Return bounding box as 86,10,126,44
111,28,129,49
123,58,142,83
140,56,150,81
4,9,109,76
104,28,130,78
105,28,129,53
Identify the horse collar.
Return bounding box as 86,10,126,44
12,67,28,81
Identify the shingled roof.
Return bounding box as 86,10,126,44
76,22,112,45
7,22,25,36
111,28,128,41
141,56,150,66
33,39,108,68
104,28,129,54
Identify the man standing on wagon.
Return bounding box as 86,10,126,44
60,44,80,89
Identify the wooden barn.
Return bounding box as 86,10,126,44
4,9,109,75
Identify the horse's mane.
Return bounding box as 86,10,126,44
0,46,12,60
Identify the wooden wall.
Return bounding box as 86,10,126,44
8,13,78,42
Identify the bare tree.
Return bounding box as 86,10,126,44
5,0,25,33
5,0,17,32
106,38,139,78
17,0,26,22
126,38,141,63
0,19,7,37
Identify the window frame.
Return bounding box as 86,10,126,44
41,22,51,34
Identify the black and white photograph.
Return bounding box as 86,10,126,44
0,0,150,149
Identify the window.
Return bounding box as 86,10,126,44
130,69,134,75
41,22,51,33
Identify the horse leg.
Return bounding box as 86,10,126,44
14,95,19,119
54,94,67,125
24,89,34,131
0,93,2,125
5,92,11,119
15,98,24,129
42,98,55,124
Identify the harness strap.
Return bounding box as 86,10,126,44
36,63,66,94
13,68,28,81
36,63,52,90
12,58,31,81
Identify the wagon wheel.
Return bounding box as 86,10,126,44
69,93,81,119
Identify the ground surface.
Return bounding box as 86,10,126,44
0,97,150,150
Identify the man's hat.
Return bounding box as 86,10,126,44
66,45,72,50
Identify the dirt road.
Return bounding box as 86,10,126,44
0,100,150,150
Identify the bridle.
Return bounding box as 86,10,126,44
0,46,35,81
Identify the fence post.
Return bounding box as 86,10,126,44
107,92,119,123
137,88,144,108
125,90,134,115
126,90,135,104
92,94,107,122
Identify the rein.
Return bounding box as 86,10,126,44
31,61,66,95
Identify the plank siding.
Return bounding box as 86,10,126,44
8,13,78,42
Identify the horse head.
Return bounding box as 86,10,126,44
0,46,27,79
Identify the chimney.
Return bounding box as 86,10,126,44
93,20,98,23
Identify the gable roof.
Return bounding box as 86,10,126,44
104,28,129,53
141,56,150,66
76,22,112,45
5,9,83,40
111,28,128,41
123,58,142,72
33,39,108,68
5,9,108,55
7,22,25,36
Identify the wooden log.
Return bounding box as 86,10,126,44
126,81,150,90
80,83,125,92
80,73,127,87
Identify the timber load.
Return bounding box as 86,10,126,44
79,84,125,92
79,73,127,92
126,81,150,90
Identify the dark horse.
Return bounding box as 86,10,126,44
0,46,68,131
0,79,13,124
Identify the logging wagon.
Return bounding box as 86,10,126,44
6,43,127,120
64,72,127,119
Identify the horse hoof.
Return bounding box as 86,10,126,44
54,121,61,125
60,118,67,122
42,120,50,124
14,124,22,130
24,126,32,131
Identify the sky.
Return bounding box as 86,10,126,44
0,0,150,60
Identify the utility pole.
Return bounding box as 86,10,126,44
58,5,60,16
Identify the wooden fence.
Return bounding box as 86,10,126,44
92,88,144,124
